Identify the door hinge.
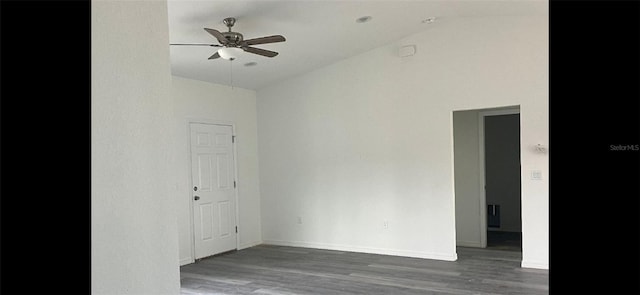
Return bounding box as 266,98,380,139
235,226,238,233
232,135,235,143
234,180,236,188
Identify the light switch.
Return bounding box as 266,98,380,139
531,170,542,180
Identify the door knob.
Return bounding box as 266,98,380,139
194,196,200,201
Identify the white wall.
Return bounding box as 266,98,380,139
519,92,549,269
171,76,262,265
92,0,180,293
453,110,482,247
257,15,548,268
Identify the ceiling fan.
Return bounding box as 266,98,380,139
170,17,286,61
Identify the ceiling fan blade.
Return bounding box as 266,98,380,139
243,46,278,58
204,28,228,45
208,52,221,60
170,43,222,47
242,35,286,46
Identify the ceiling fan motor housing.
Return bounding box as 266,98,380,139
222,32,243,44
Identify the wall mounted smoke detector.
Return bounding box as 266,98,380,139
399,45,416,57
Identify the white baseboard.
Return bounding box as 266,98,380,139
179,257,194,266
263,239,457,261
179,241,261,266
238,240,262,250
457,241,483,248
521,260,548,270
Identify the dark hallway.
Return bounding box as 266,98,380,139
487,231,521,251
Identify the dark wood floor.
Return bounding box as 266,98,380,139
180,245,548,295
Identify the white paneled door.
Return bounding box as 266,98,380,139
190,123,237,259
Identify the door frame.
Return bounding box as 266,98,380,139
478,107,520,248
186,118,240,261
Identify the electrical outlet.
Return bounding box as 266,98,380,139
297,216,302,224
383,220,389,229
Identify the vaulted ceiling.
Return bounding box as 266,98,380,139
168,0,547,90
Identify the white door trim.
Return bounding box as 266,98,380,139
478,107,520,248
186,118,240,261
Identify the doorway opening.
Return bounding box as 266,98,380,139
483,111,521,251
453,106,521,253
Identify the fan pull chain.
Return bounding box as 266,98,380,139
230,58,234,90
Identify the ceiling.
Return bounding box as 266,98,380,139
168,0,547,90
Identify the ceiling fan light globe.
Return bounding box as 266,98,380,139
217,47,243,60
